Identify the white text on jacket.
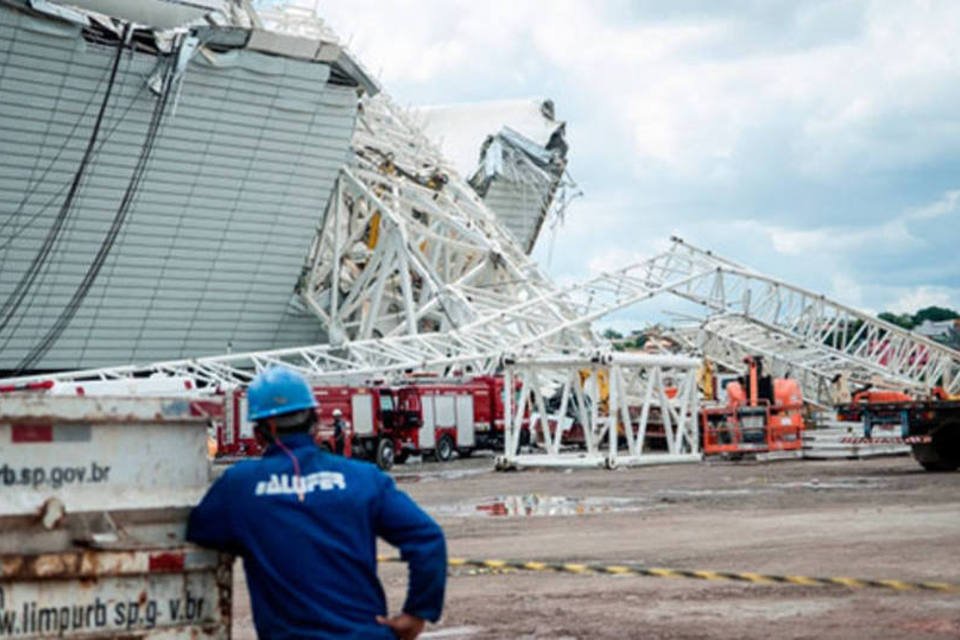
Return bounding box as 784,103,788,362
255,472,346,496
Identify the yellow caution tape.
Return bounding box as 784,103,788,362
377,557,959,593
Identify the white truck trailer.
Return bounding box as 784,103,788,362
0,394,231,638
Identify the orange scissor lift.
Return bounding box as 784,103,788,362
701,356,805,455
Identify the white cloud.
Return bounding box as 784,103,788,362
762,186,956,272
905,189,960,221
767,217,919,256
312,0,960,186
889,286,959,314
586,248,649,276
830,273,866,311
285,0,960,318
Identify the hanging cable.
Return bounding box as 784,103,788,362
0,24,131,337
0,59,116,243
16,33,183,371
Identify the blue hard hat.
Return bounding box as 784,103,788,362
247,366,317,422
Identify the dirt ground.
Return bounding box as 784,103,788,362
231,454,960,639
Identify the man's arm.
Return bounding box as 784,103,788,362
186,470,241,554
373,474,447,622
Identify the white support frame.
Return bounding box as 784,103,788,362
658,240,960,401
298,95,579,345
498,353,702,470
7,238,959,408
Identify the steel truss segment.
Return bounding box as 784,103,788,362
500,353,701,469
8,238,957,404
301,93,578,346
676,272,959,395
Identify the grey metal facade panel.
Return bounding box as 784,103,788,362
482,179,547,253
0,6,354,370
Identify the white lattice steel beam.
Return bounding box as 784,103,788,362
298,95,580,346
0,244,720,387
499,352,701,469
6,239,958,404
659,240,960,397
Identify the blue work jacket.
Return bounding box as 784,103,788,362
187,433,447,639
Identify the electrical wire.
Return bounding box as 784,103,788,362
0,79,154,357
0,79,151,254
0,25,130,337
0,57,115,242
16,35,183,371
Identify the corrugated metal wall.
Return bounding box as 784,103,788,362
481,178,549,254
0,6,358,370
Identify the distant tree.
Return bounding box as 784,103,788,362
878,306,959,331
878,311,915,330
913,306,959,324
601,328,623,341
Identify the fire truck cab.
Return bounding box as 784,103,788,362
313,386,409,469
405,375,525,460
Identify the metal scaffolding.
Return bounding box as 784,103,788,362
297,94,584,347
497,353,702,470
4,238,958,406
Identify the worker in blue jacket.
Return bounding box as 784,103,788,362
187,366,447,639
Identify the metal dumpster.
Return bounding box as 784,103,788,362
0,395,230,638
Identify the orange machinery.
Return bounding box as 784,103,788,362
700,356,805,455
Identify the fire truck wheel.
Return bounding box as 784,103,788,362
435,435,455,462
376,439,395,471
395,450,410,465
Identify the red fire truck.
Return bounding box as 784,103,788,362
214,375,527,470
399,375,527,460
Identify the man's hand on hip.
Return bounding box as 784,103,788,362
376,613,426,640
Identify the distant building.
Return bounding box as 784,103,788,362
914,319,960,348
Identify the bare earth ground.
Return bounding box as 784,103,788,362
231,455,960,639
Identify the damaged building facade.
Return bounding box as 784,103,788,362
0,1,575,374
0,0,381,371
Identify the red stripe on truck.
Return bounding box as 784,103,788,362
12,424,53,442
0,380,54,393
149,552,185,572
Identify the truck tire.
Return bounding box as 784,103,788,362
375,438,395,471
395,450,410,465
435,434,455,462
919,459,959,472
911,437,959,472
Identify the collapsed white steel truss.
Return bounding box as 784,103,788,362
6,238,959,405
297,95,580,345
498,353,701,469
657,241,960,401
0,241,722,386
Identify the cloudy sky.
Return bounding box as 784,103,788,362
307,1,959,327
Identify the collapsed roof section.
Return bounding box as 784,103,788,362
415,99,573,254
296,93,593,349
46,0,378,92
0,0,374,372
